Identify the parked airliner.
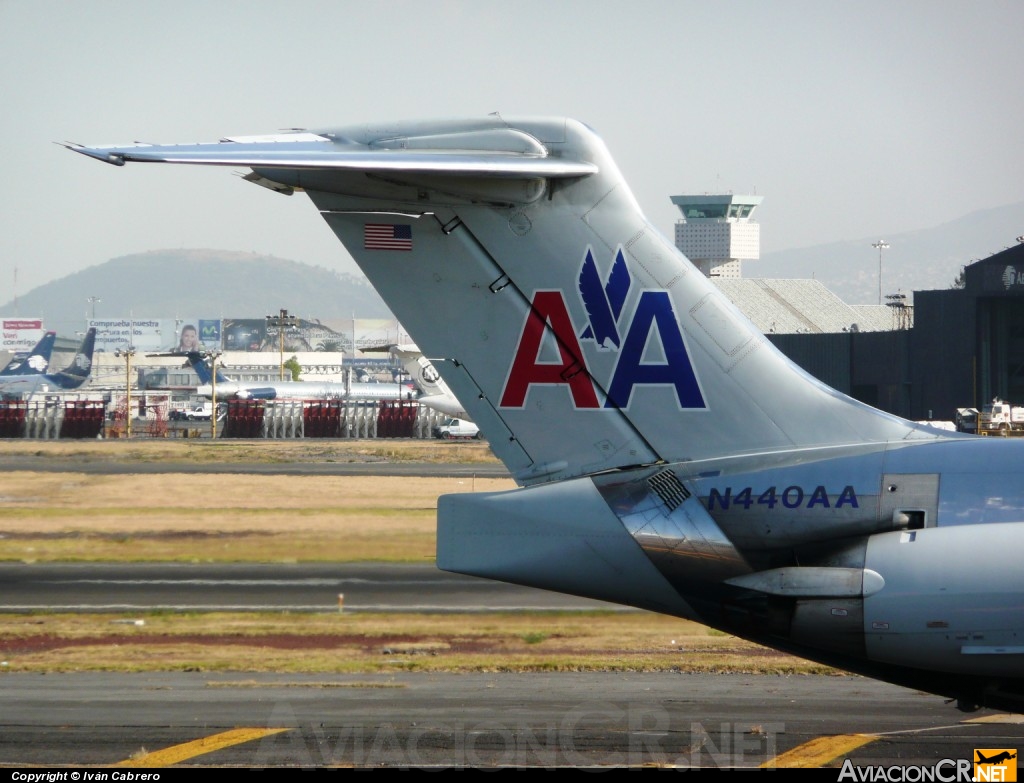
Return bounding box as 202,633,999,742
186,352,417,402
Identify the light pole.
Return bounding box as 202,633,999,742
114,347,136,438
872,241,889,305
87,296,101,320
208,350,223,440
265,308,298,380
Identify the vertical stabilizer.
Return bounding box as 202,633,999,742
296,118,935,483
391,346,469,419
0,331,56,377
66,117,944,484
52,328,96,389
186,352,232,385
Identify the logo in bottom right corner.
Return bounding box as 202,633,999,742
974,749,1017,782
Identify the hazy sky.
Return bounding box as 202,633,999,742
2,0,1022,302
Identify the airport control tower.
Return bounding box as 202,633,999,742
671,194,763,278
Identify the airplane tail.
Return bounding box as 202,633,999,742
0,331,56,377
299,118,943,484
68,117,947,485
391,346,468,419
186,352,232,385
51,328,95,389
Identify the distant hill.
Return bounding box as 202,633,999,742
4,199,1021,333
0,250,393,332
753,201,1024,304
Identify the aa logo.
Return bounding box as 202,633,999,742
974,749,1017,782
500,247,705,410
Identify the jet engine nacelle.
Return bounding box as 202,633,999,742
863,522,1024,678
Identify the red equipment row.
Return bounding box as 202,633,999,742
0,401,27,438
377,402,418,438
0,401,105,439
59,401,106,439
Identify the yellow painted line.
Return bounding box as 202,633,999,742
762,734,878,768
116,727,292,767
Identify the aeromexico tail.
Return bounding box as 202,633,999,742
70,118,1024,713
0,331,56,379
185,352,416,402
0,328,95,397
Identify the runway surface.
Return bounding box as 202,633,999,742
1,671,1021,768
2,453,1022,768
0,562,621,613
0,457,511,478
1,560,1022,768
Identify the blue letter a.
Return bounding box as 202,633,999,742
605,291,705,409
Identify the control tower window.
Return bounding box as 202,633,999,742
683,204,728,219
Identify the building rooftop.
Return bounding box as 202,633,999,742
711,279,894,334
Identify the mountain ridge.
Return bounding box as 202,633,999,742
0,249,394,333
3,199,1021,333
753,200,1024,304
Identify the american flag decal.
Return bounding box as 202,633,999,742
364,223,413,251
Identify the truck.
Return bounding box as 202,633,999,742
955,407,978,434
183,402,215,421
978,398,1024,434
432,417,481,440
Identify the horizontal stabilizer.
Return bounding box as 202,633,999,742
63,140,597,179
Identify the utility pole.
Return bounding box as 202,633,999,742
114,347,136,438
209,350,223,439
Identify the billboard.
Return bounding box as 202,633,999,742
82,317,405,354
87,318,224,353
2,319,45,353
222,318,404,353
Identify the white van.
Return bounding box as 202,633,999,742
433,417,481,440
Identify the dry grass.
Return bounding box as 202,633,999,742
0,439,834,676
0,467,512,562
0,438,501,465
0,611,834,676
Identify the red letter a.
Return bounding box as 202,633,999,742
500,291,599,408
